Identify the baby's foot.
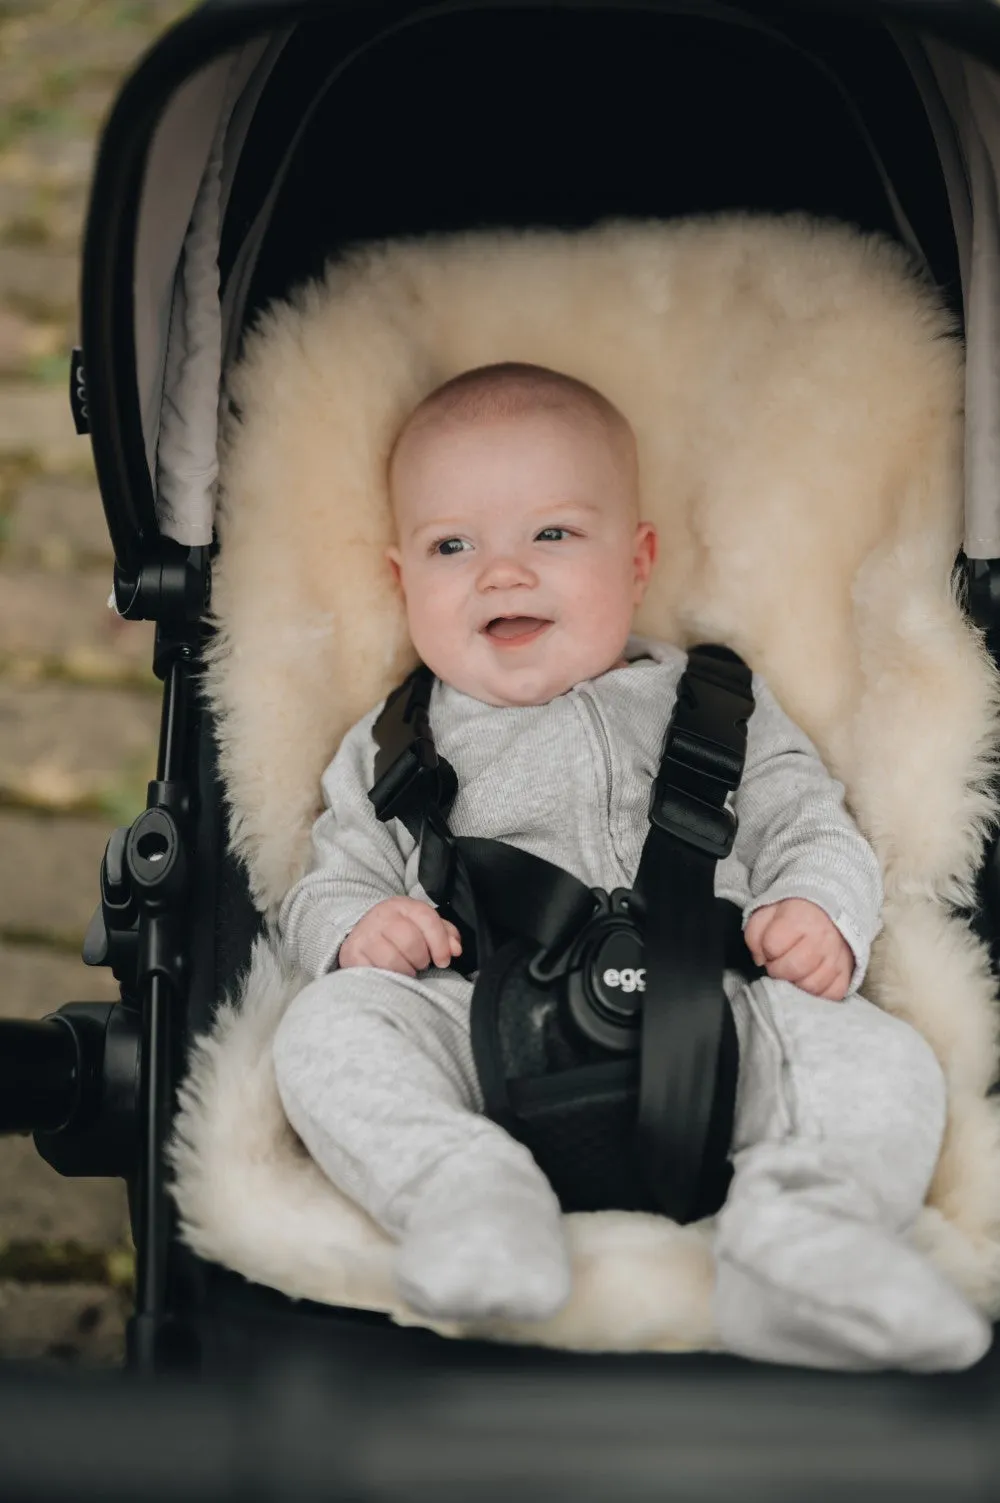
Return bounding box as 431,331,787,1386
714,1194,991,1372
394,1152,572,1324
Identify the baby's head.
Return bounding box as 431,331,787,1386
386,363,657,707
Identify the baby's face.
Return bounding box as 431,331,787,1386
386,409,657,706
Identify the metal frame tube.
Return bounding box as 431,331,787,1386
129,650,196,1371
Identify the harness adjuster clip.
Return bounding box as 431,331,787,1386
647,778,737,859
369,741,448,825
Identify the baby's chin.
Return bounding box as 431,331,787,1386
477,679,573,708
435,668,565,707
429,645,626,706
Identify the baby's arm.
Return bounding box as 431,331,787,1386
278,706,450,978
722,676,883,996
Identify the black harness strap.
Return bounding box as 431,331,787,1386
632,646,754,1221
455,837,599,966
371,668,599,971
370,668,481,967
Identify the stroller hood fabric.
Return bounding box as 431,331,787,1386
105,4,1000,563
168,215,1000,1350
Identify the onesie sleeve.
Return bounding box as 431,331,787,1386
277,704,416,979
724,674,883,994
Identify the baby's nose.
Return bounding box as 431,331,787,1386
477,553,536,589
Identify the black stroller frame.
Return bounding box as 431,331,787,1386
6,0,1000,1491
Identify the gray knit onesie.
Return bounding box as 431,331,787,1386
273,636,990,1370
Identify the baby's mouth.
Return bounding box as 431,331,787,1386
483,616,552,643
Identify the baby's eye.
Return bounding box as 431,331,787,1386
536,527,572,542
433,537,470,556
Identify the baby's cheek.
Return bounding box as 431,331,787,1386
408,586,462,655
569,569,635,648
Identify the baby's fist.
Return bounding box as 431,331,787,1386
744,898,853,1001
339,897,462,976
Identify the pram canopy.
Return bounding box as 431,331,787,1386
81,0,1000,587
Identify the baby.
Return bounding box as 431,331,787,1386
274,363,991,1372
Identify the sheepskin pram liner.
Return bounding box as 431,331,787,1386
171,214,1000,1353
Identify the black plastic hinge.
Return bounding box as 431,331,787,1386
69,348,89,435
113,541,210,627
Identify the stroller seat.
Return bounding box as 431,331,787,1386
8,2,1000,1420
168,210,1000,1354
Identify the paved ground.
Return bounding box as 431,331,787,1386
0,1,193,1365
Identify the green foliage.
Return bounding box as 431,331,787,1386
0,1239,134,1290
27,351,70,386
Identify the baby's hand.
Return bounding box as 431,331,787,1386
744,898,853,1001
339,896,462,976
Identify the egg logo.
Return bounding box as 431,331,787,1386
601,966,646,994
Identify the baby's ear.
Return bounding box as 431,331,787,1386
632,521,658,596
385,546,403,589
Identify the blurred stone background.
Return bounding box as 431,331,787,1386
0,0,193,1364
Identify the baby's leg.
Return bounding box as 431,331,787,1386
713,977,990,1371
272,964,570,1324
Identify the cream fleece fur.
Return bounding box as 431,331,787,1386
169,214,1000,1352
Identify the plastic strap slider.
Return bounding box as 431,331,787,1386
647,776,738,859
369,740,439,824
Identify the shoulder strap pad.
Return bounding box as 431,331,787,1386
647,644,754,859
369,665,456,841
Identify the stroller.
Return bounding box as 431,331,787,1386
6,0,1000,1486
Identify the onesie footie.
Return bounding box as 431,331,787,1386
393,1153,572,1324
712,1143,991,1372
